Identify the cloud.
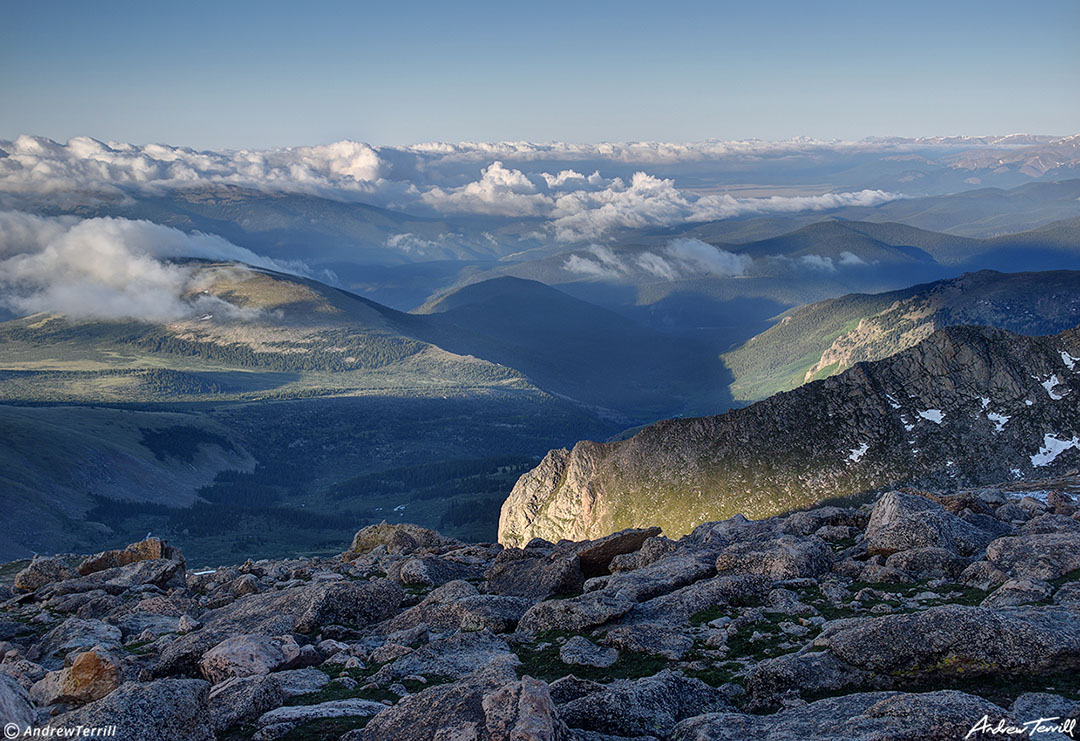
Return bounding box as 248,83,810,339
419,161,552,216
385,232,468,259
838,250,867,266
547,172,896,241
797,254,838,272
0,135,905,243
0,135,386,200
664,237,753,277
0,211,299,322
564,238,752,281
563,245,629,279
635,252,677,280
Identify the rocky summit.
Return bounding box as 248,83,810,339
500,322,1080,546
1,486,1079,740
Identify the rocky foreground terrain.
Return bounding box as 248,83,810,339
2,485,1080,740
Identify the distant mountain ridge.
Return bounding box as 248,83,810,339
499,322,1080,546
723,269,1080,402
0,265,724,420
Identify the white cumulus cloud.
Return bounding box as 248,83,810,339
0,211,300,322
0,135,903,243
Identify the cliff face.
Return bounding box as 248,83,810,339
499,323,1080,546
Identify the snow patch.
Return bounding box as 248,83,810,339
987,411,1011,433
918,409,944,424
1030,434,1080,467
980,397,990,410
885,394,901,410
1038,374,1066,400
1062,350,1079,371
1025,400,1034,407
847,442,869,464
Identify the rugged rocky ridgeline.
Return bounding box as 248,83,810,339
500,323,1080,547
2,488,1080,740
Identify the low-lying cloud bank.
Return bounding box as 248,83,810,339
565,239,754,281
0,211,298,322
0,135,923,241
562,239,878,282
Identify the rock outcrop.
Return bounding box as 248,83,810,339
499,323,1080,545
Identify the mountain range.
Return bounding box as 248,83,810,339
723,269,1080,402
4,138,1080,565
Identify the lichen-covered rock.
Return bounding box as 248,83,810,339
628,574,771,626
1055,582,1080,605
485,549,584,600
7,484,1080,741
14,556,77,592
985,532,1080,580
51,679,214,741
959,560,1009,591
36,558,186,598
0,673,35,732
559,636,618,668
455,595,535,634
30,618,122,666
29,648,122,705
600,550,718,603
345,521,459,557
379,579,479,632
603,622,694,661
1019,512,1080,535
482,675,575,741
670,690,1013,741
1010,692,1080,737
207,674,285,733
823,605,1080,679
362,657,520,741
394,555,483,587
78,537,183,576
980,577,1053,608
564,527,662,578
782,506,856,536
558,670,729,738
154,579,400,679
372,630,517,683
294,579,404,633
745,651,888,709
609,536,677,573
272,668,331,698
254,697,387,731
198,634,300,684
884,547,969,579
714,536,832,581
864,491,994,556
517,590,634,635
548,676,606,705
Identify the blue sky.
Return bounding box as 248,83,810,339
2,0,1077,148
